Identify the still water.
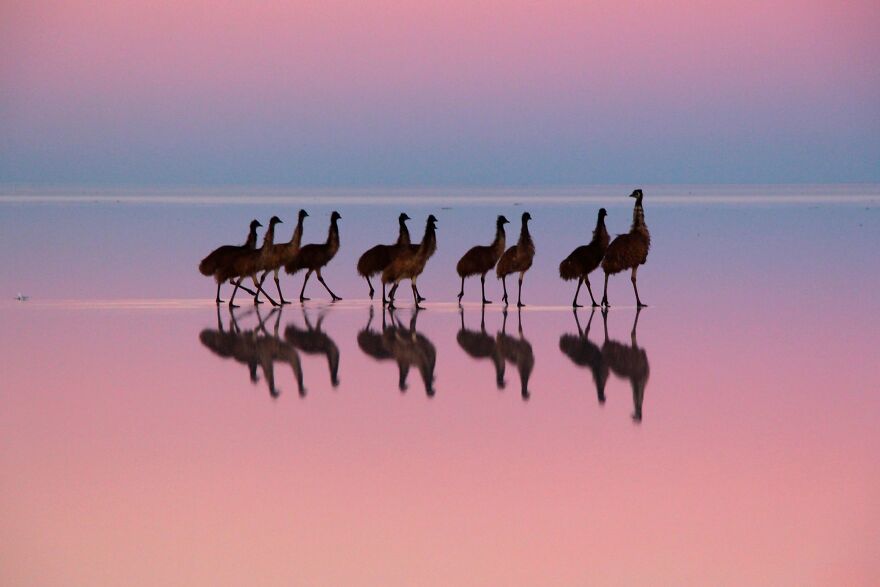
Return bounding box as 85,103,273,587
1,187,879,585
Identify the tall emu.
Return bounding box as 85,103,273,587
456,305,505,390
257,209,309,305
456,215,509,304
199,219,262,303
601,189,650,307
285,211,342,302
496,212,535,307
284,307,340,388
224,217,283,308
559,208,609,307
356,212,421,303
382,214,438,309
602,308,650,422
559,308,609,404
496,308,535,400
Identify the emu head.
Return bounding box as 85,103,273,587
330,211,341,221
399,212,411,222
298,209,309,220
497,215,510,226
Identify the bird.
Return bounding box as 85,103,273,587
199,219,262,304
225,216,283,308
601,189,650,307
256,209,309,305
496,308,535,400
285,211,342,302
456,215,509,304
382,307,437,396
284,307,340,388
357,305,394,363
496,212,535,307
456,305,505,390
559,208,609,307
559,308,609,404
602,308,650,422
382,214,438,309
356,212,421,304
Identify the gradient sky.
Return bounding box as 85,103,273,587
1,0,878,186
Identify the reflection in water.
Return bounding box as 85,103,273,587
357,306,436,396
199,306,304,398
559,308,609,404
602,308,650,422
497,308,535,400
456,305,505,389
284,307,341,388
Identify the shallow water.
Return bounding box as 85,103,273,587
1,187,879,585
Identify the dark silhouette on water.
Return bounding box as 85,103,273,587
199,305,304,398
198,219,262,304
357,305,394,364
285,211,342,302
357,212,424,304
284,307,341,388
257,209,308,305
559,308,609,404
496,212,535,307
559,208,609,307
602,189,650,307
497,308,535,400
383,215,438,309
602,308,650,422
383,308,437,396
456,215,508,305
456,305,505,389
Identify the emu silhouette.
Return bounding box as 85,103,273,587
456,305,505,389
559,308,609,404
285,211,342,302
496,212,535,307
559,208,609,307
382,308,437,396
602,190,650,307
199,219,262,303
602,308,650,422
383,215,438,309
257,209,309,305
284,307,341,388
456,215,508,304
357,212,424,304
496,308,535,400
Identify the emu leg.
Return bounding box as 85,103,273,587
387,282,399,308
572,278,582,308
382,282,388,306
273,270,290,305
230,279,257,296
457,276,465,303
517,273,525,308
365,276,375,300
316,268,341,301
500,276,508,305
252,275,278,306
300,269,313,302
631,266,646,307
601,273,610,307
228,278,243,308
215,282,223,304
415,285,426,303
255,271,271,304
585,276,598,307
411,281,422,309
481,274,491,305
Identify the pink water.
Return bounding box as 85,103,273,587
1,189,879,585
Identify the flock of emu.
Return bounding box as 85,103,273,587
199,189,651,309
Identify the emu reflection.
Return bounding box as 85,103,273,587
284,307,341,388
603,308,650,422
456,305,505,389
357,307,436,396
497,308,534,400
559,308,609,404
199,306,304,398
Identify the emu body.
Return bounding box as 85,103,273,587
456,215,509,304
559,208,609,307
602,190,650,307
496,212,535,307
199,219,262,303
285,211,342,302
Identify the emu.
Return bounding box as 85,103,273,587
456,305,505,390
382,215,438,309
602,308,650,422
456,215,509,304
559,308,609,404
285,211,342,302
496,212,535,307
356,212,422,304
382,308,437,396
284,307,341,388
602,190,650,307
225,216,283,308
496,308,535,400
256,209,309,305
199,219,262,303
559,208,609,307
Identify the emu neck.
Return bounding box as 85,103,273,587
261,222,278,250
593,216,608,243
631,201,647,233
492,224,507,257
397,220,411,246
418,225,437,260
518,221,532,247
289,217,305,248
327,219,340,251
245,226,259,249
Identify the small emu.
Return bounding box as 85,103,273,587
285,211,342,302
356,212,420,304
456,215,509,304
199,219,262,303
601,189,650,307
257,209,309,305
559,208,609,307
382,214,438,309
496,212,535,307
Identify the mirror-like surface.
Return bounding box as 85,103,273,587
1,190,879,585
